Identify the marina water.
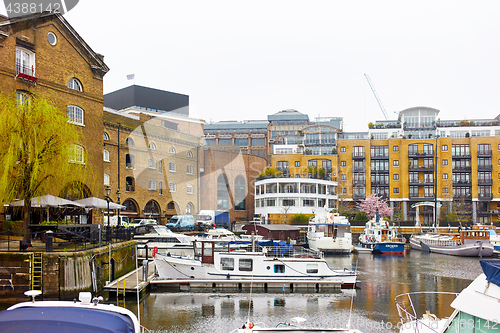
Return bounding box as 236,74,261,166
120,250,483,333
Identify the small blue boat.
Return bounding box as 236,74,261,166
358,217,406,254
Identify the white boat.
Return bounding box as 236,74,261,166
410,226,494,257
358,218,406,254
395,260,500,333
0,290,150,332
153,241,357,288
235,317,363,332
134,225,195,258
307,213,352,255
197,228,242,242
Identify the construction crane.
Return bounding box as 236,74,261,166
364,74,389,120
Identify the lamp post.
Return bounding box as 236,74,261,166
116,189,121,227
105,185,111,284
105,185,111,228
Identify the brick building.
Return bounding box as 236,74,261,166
0,12,109,199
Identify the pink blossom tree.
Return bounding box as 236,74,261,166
356,194,393,220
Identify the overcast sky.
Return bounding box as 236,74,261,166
4,1,500,131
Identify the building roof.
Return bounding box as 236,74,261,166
205,120,268,130
104,85,189,115
268,109,309,122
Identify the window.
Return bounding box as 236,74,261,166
103,173,110,186
16,90,30,106
67,78,82,91
393,160,399,167
221,258,234,271
126,177,135,191
340,161,346,167
306,264,318,273
70,145,85,164
103,149,110,162
186,203,194,214
68,105,84,125
340,147,346,153
443,173,448,180
126,137,134,146
47,32,57,45
16,47,35,76
169,182,176,192
234,176,246,210
442,159,448,166
169,162,176,172
341,174,347,181
443,187,449,195
159,181,163,195
123,199,138,212
274,265,285,273
393,174,399,181
125,154,134,169
158,160,163,173
187,150,193,158
393,146,399,152
103,132,109,140
393,188,399,194
239,259,253,271
187,184,193,194
295,161,300,167
148,158,156,169
442,145,448,152
148,180,157,191
149,142,156,150
169,147,176,154
187,165,194,175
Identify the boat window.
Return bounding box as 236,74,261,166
274,265,285,273
306,264,318,274
239,259,253,271
220,257,234,271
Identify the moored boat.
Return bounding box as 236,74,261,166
134,225,195,258
410,226,494,257
358,218,406,254
0,290,150,333
307,212,352,255
153,241,357,288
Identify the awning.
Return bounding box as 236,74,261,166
74,197,125,210
9,195,85,208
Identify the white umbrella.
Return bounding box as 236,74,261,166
10,194,85,208
74,197,125,210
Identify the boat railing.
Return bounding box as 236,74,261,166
395,291,458,332
257,244,324,259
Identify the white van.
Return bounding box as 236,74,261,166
103,216,130,227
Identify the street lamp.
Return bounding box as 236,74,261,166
105,185,111,227
116,189,121,227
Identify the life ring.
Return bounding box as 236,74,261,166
248,322,254,329
403,237,407,244
152,246,159,257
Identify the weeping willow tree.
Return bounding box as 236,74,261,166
0,92,90,242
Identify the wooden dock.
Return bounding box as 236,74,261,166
103,260,156,298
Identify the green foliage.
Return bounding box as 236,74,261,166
259,166,282,178
2,220,24,232
439,213,458,223
305,165,326,179
392,213,404,222
40,220,73,225
354,212,368,221
291,213,310,224
0,92,91,241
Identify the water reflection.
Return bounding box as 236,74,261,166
123,250,484,332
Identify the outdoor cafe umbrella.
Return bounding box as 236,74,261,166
74,197,125,210
9,194,85,208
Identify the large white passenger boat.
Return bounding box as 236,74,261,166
153,241,357,288
307,212,352,254
134,225,195,258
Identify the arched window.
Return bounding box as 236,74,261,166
217,174,229,210
125,154,134,169
235,175,246,211
103,132,109,140
126,137,134,146
187,165,194,175
187,150,193,158
103,149,110,162
70,145,85,164
145,200,160,214
148,180,157,191
103,173,110,186
186,202,194,214
123,199,138,212
169,147,176,154
187,184,193,194
126,176,135,191
167,201,176,210
149,142,156,150
169,182,176,192
148,157,156,169
68,105,84,125
68,78,82,91
169,162,176,172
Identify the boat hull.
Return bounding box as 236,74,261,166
410,237,494,257
358,241,405,254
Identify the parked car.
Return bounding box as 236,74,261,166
127,219,157,228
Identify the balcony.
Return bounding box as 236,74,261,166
371,169,389,174
371,154,389,160
478,193,493,201
409,165,434,172
477,150,492,157
16,64,38,84
478,165,493,172
453,194,472,200
478,179,493,186
453,180,472,187
352,152,365,159
353,167,365,173
352,180,365,186
409,194,435,200
353,193,366,200
408,150,434,158
452,154,471,159
452,167,471,173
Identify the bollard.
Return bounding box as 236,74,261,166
142,259,149,281
45,230,53,252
